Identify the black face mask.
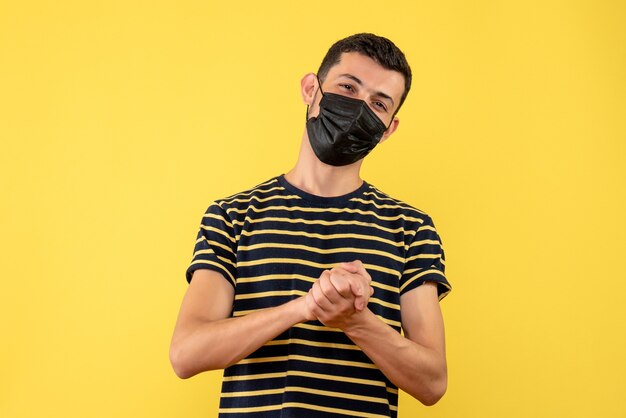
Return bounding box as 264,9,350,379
306,87,390,166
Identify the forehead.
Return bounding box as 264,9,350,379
324,52,405,105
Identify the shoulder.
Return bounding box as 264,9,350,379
357,183,435,225
209,176,285,211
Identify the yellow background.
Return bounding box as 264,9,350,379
1,1,625,417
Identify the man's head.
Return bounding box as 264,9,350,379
316,33,412,115
300,33,411,167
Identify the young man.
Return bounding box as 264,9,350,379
170,33,452,417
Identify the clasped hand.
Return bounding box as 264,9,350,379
304,260,374,329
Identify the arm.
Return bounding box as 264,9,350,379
342,283,447,406
169,269,313,379
308,264,447,405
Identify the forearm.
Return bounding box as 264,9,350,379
170,296,308,378
343,309,447,406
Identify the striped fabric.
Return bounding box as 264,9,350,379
186,175,451,417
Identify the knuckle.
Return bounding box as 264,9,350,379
319,281,331,295
337,283,350,294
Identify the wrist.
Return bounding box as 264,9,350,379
341,307,374,335
286,295,312,324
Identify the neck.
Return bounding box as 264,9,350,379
284,130,364,197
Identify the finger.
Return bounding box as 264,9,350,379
330,267,361,296
353,285,374,311
347,278,368,311
330,267,360,295
328,271,354,299
340,261,360,273
319,271,343,304
348,277,364,297
341,261,372,288
350,260,372,283
354,293,367,311
355,282,374,312
311,280,331,311
336,262,371,310
330,266,350,276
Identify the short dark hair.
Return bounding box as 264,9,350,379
317,33,412,113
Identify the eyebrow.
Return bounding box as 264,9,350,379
337,73,395,108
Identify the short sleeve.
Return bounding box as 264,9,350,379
185,202,237,288
400,215,451,300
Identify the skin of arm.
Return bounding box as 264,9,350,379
306,261,447,406
169,269,313,378
169,267,371,379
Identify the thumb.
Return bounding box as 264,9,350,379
341,261,360,273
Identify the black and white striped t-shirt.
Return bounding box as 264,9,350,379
186,175,451,417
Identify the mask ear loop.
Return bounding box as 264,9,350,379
305,76,325,121
316,75,325,96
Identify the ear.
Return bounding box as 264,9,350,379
379,116,400,143
300,72,318,105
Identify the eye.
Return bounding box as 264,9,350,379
340,83,355,93
372,101,388,112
